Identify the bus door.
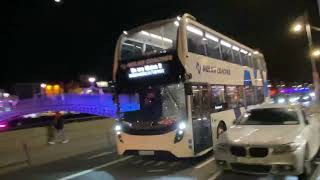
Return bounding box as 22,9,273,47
191,85,213,154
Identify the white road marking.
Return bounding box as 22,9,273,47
132,159,144,164
154,161,166,166
87,152,113,160
208,169,222,180
142,160,155,166
147,169,167,173
168,161,180,167
57,156,133,180
195,157,215,169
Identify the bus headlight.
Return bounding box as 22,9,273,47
178,122,186,130
114,124,122,131
114,124,123,143
175,122,186,143
114,124,122,136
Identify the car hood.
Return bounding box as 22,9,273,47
224,125,302,145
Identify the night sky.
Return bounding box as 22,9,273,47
4,0,320,90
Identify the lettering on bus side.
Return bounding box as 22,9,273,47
198,63,231,76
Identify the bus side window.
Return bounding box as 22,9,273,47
241,53,249,66
248,56,254,68
205,33,221,60
211,85,227,112
252,57,259,69
244,85,255,106
255,56,265,71
226,86,243,109
232,49,241,65
220,42,233,63
257,86,264,103
186,26,206,56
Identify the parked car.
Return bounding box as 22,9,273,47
215,104,320,177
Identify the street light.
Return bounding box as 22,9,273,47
290,11,320,102
53,0,63,5
292,23,303,32
40,83,47,88
312,49,320,58
88,77,96,83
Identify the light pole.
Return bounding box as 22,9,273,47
291,11,320,102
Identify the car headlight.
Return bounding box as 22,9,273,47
309,92,315,97
302,95,311,101
277,98,286,104
273,143,300,154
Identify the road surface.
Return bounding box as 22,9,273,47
1,147,319,180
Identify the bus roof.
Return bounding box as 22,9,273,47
122,13,264,57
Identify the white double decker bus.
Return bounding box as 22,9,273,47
112,14,267,158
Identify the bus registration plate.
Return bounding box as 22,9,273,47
139,151,155,156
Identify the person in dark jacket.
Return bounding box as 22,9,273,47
48,112,69,144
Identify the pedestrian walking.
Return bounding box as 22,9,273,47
48,112,69,145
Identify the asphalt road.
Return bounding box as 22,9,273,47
1,147,319,180
1,104,320,180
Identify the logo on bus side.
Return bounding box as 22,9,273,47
196,62,231,75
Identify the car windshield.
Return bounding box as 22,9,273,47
120,20,178,61
237,108,300,125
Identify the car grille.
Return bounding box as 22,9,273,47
230,146,246,157
249,147,269,157
231,163,271,174
230,146,269,158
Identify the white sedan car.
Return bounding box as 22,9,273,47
215,104,320,176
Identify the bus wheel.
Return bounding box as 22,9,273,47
216,121,227,139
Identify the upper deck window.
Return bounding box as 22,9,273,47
120,20,178,61
220,40,233,63
186,25,206,56
232,46,241,64
205,33,221,59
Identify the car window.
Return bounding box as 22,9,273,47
237,108,300,125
